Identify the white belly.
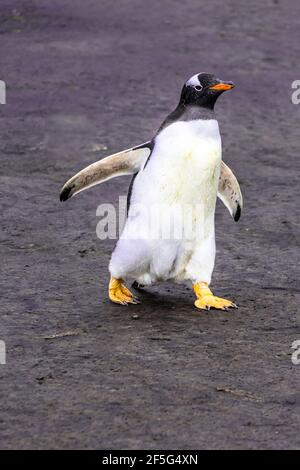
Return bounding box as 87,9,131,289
115,119,222,283
133,120,220,201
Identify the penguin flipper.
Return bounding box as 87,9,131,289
60,142,151,201
218,161,243,222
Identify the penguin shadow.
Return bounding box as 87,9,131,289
130,282,241,320
129,281,201,318
106,282,238,323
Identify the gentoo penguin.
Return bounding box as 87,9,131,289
60,73,243,310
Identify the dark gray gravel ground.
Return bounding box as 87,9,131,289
0,0,300,450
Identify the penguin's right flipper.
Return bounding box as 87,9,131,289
218,161,243,222
60,142,152,201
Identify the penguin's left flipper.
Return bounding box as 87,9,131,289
218,161,243,222
60,142,152,201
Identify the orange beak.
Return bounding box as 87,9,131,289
209,82,234,91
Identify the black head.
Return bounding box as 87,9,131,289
180,72,234,110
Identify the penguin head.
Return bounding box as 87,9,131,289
180,73,234,109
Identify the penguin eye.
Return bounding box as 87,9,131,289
194,85,203,91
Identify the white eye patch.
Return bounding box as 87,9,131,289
186,73,201,87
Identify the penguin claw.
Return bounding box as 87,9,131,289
109,277,141,306
195,296,236,311
193,283,237,312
